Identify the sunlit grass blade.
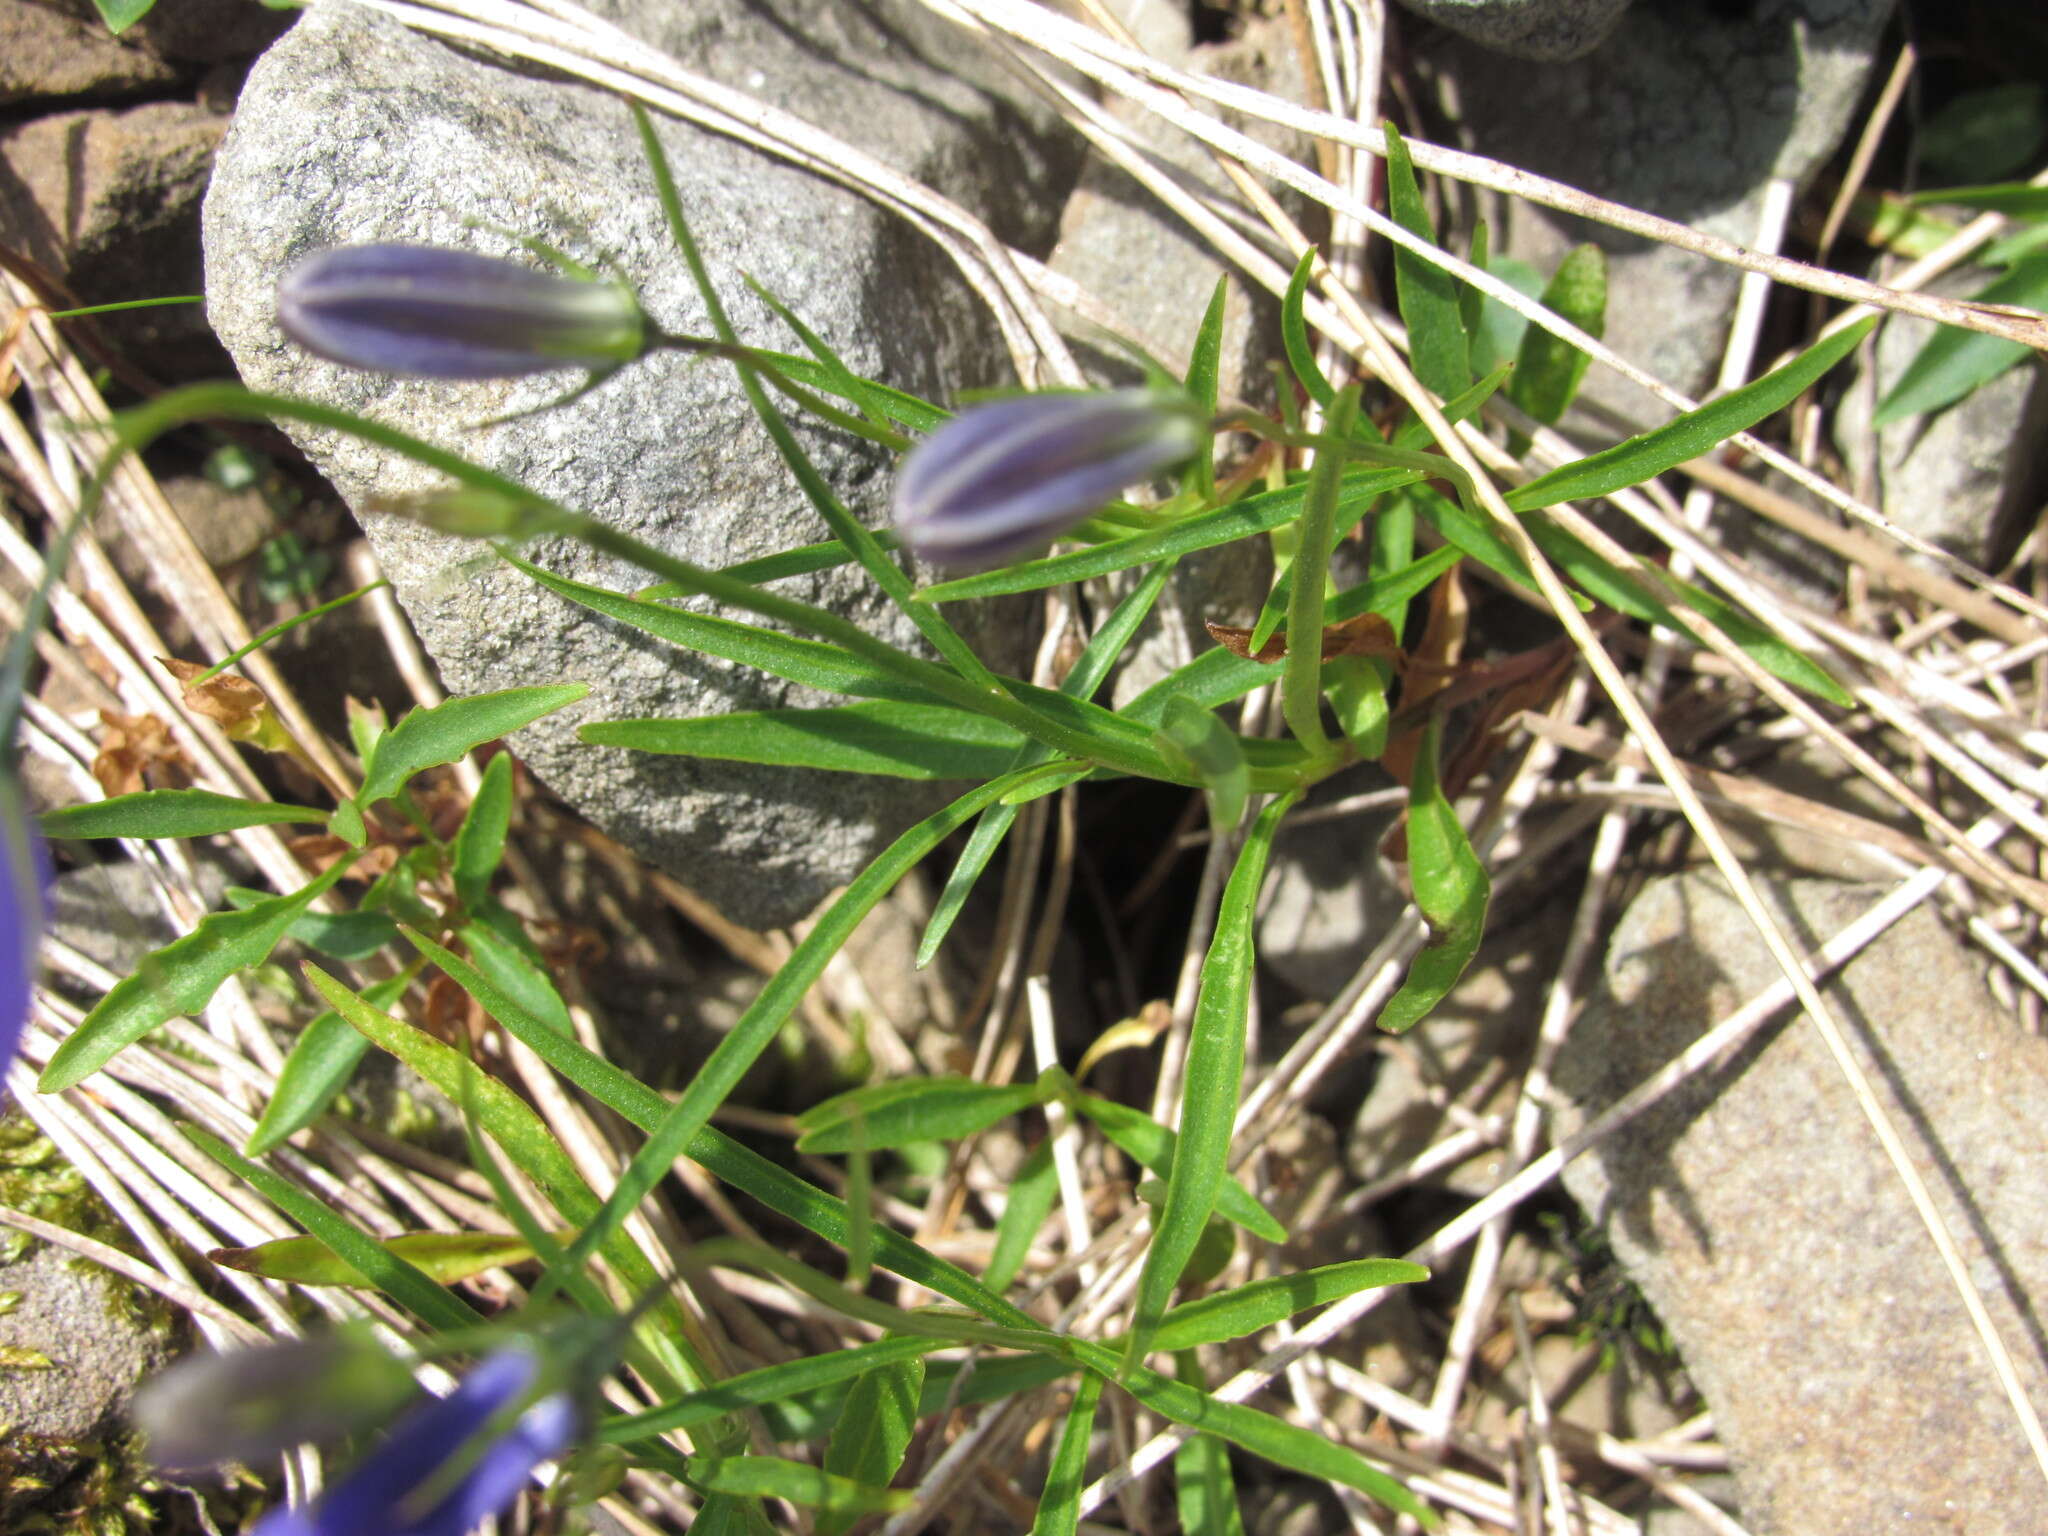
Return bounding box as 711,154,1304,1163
1377,720,1487,1034
246,970,409,1154
1280,248,1337,408
1030,1371,1104,1536
819,1354,924,1535
1282,387,1360,757
1184,275,1230,499
687,1455,912,1516
985,1138,1058,1292
1174,1353,1246,1536
1125,792,1296,1365
795,1077,1046,1153
744,274,903,441
1151,1259,1429,1351
209,1229,549,1287
600,1338,939,1444
1508,317,1877,510
401,926,1038,1326
1066,1339,1433,1524
1508,243,1606,428
917,470,1420,604
1872,253,2048,425
40,789,329,839
1383,121,1470,401
184,1124,479,1331
583,701,1024,779
450,750,514,910
1065,1092,1284,1242
39,859,354,1091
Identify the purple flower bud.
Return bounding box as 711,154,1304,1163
1,772,50,1085
249,1343,578,1536
893,389,1205,567
277,245,645,379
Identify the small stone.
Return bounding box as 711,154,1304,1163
0,1238,171,1443
0,0,179,108
1555,872,2048,1535
1392,0,1634,61
159,477,280,570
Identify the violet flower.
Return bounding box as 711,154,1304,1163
1,770,50,1085
277,245,645,379
892,388,1204,567
251,1344,577,1536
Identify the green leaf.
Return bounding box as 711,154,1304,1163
1508,244,1606,427
1155,695,1250,833
601,1338,939,1445
40,790,329,840
1508,318,1877,511
796,1077,1046,1154
92,0,155,33
184,1125,479,1331
1281,248,1337,408
583,701,1023,780
451,751,514,909
1469,255,1544,379
513,556,935,705
459,917,575,1037
1067,1339,1432,1525
687,1456,912,1517
1126,792,1296,1364
1030,1371,1105,1536
1152,1259,1429,1352
1377,721,1488,1034
1907,183,2048,218
819,1354,924,1536
356,684,586,824
1174,1354,1246,1536
1282,386,1360,755
1665,575,1853,708
1066,1093,1284,1243
209,1229,550,1287
1457,220,1490,344
402,928,1039,1328
918,469,1421,604
245,972,407,1153
1919,82,2047,182
1184,276,1230,499
1383,122,1470,400
39,861,353,1092
228,892,405,962
985,1139,1059,1292
1872,254,2048,427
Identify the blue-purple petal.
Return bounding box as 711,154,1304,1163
394,1395,579,1536
1,772,50,1087
277,245,644,380
893,390,1201,567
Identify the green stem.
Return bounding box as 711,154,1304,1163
1282,386,1360,757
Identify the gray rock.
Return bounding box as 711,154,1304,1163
0,100,227,376
1556,872,2048,1535
1257,772,1402,1003
0,1244,170,1443
1392,0,1633,61
204,2,1077,928
0,0,179,107
1424,0,1893,418
1832,271,2048,572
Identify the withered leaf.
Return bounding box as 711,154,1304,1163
1205,612,1404,664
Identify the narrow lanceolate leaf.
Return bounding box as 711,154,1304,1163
1067,1092,1286,1243
92,0,155,32
401,927,1039,1329
1508,244,1606,427
1383,121,1470,401
819,1354,924,1536
600,1338,938,1445
582,701,1022,780
1155,696,1250,835
1030,1371,1105,1536
39,860,353,1091
1126,793,1297,1365
1184,275,1231,499
1378,721,1488,1035
458,916,576,1037
41,790,330,841
246,971,407,1154
209,1230,551,1287
1174,1354,1246,1536
451,750,514,910
356,684,587,816
686,1456,913,1517
1873,253,2048,426
1508,317,1877,511
985,1139,1059,1293
1281,248,1337,409
1066,1339,1433,1525
795,1077,1045,1154
184,1125,479,1332
1152,1260,1430,1351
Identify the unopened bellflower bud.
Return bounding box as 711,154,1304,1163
892,389,1205,567
277,245,645,379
